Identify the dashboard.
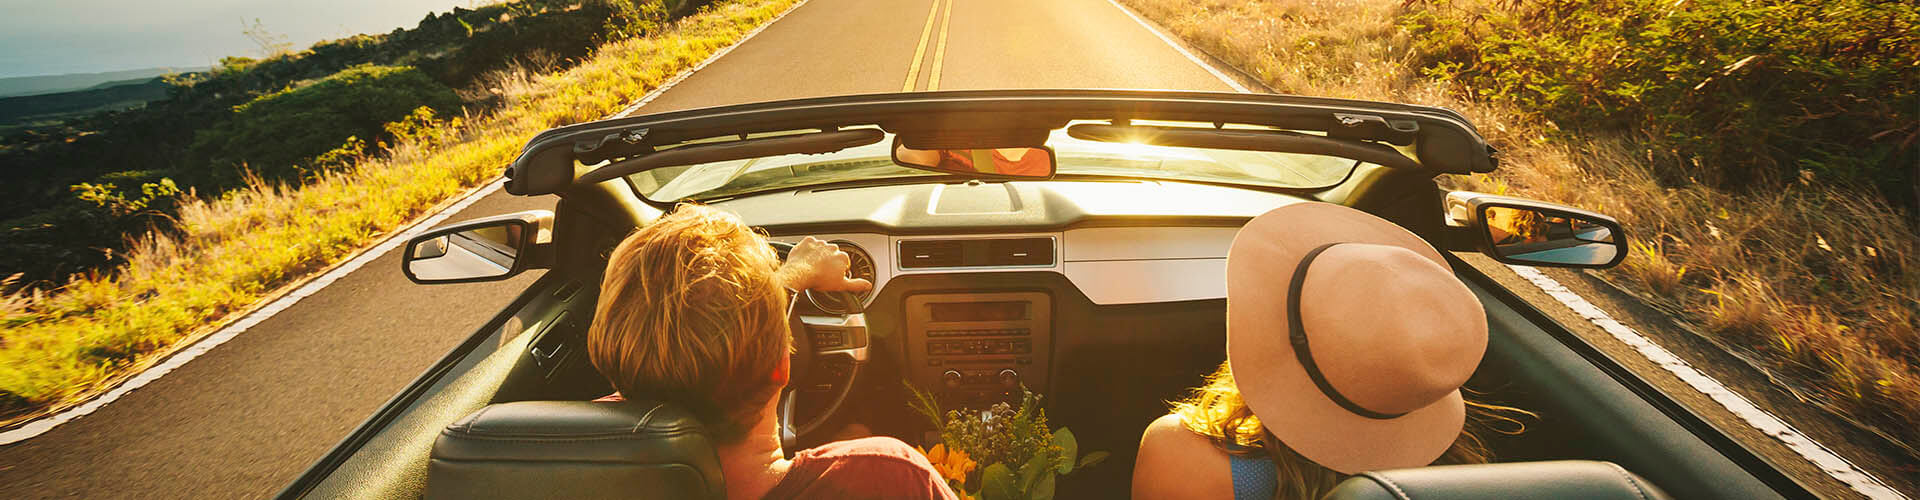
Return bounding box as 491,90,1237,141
768,224,1251,408
741,178,1312,408
768,226,1245,308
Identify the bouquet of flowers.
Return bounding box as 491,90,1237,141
907,383,1108,500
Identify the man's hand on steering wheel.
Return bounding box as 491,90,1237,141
769,237,873,452
774,236,873,293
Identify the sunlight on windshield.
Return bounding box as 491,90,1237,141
627,122,1359,202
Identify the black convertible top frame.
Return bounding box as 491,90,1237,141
502,89,1499,197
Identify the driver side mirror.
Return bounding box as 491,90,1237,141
402,210,554,284
1445,192,1626,269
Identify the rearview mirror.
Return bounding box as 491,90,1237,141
890,138,1055,179
1446,192,1626,268
402,210,553,284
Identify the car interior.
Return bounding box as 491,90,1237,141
281,92,1803,500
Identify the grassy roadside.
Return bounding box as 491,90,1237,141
0,0,801,427
1113,0,1919,448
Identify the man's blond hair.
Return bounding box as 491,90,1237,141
588,204,789,443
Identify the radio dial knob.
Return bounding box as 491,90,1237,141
998,369,1019,388
943,370,964,389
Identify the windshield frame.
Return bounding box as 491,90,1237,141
503,90,1500,204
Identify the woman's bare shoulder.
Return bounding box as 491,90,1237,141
1132,414,1232,500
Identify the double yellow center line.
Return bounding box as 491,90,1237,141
902,0,955,91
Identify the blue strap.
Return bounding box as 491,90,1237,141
1229,453,1278,500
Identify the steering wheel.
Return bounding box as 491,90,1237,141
767,241,869,452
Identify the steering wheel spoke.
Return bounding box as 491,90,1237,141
770,240,868,448
785,313,866,437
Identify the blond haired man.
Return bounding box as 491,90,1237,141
588,204,958,500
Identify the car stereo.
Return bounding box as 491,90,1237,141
904,291,1051,409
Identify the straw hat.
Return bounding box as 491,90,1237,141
1225,202,1487,474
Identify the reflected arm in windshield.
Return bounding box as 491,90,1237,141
1066,124,1420,171
577,129,885,185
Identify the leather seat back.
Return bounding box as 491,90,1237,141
427,400,725,500
1322,460,1671,500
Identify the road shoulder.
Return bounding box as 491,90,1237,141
1461,253,1916,498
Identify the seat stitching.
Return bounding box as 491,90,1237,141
452,429,694,438
1359,472,1413,500
1603,462,1651,500
1606,462,1651,500
634,403,665,433
450,428,701,441
462,405,496,433
440,435,691,444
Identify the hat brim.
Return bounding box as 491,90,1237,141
1225,202,1466,474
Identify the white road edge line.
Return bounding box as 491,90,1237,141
1116,0,1900,493
1508,265,1902,499
0,0,813,447
1103,0,1250,94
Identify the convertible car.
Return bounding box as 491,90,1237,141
278,90,1812,499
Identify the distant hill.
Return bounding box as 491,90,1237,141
0,67,204,98
0,1,632,286
0,77,175,132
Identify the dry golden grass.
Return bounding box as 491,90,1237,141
1118,0,1920,444
0,0,801,424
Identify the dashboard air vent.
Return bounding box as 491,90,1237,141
899,237,1053,269
986,238,1053,266
900,240,964,269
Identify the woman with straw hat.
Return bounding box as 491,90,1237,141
1132,202,1532,500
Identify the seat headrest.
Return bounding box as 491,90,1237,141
1322,460,1671,500
427,400,725,500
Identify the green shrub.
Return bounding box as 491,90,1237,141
1403,0,1919,208
187,65,459,182
72,178,180,217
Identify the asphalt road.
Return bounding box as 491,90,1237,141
0,0,1231,497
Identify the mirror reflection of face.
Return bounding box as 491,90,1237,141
1484,206,1547,246
1484,206,1620,266
894,144,1052,178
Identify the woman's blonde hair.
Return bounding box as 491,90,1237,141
1171,360,1535,499
588,204,790,444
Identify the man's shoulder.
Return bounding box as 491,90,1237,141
770,436,957,500
797,436,929,464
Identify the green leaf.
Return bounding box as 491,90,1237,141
1030,472,1057,500
903,379,945,429
1019,453,1052,494
982,463,1018,500
1050,428,1078,474
1076,451,1110,470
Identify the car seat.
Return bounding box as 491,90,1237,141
425,400,725,500
1322,460,1672,500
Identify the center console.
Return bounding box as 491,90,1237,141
903,291,1051,410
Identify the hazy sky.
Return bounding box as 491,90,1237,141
0,0,480,78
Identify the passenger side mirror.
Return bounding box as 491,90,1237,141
1445,192,1626,268
890,137,1056,179
402,210,553,284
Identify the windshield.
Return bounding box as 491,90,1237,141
626,122,1360,202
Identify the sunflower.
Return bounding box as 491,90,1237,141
917,443,978,484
